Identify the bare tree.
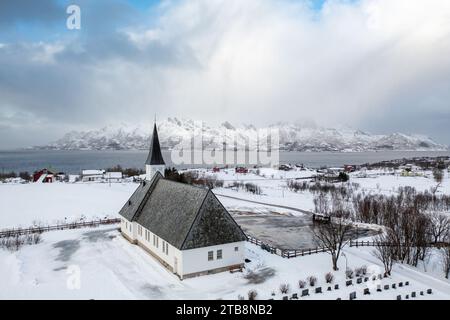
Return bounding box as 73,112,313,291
373,233,395,276
431,169,444,195
313,216,353,271
430,212,450,244
441,230,450,279
441,246,450,279
313,191,330,216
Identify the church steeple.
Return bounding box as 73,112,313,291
145,121,165,180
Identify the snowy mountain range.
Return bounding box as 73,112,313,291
35,118,449,152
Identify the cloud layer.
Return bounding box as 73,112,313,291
1,0,450,148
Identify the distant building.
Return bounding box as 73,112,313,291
104,172,123,183
344,165,355,173
279,164,293,171
81,169,105,182
235,167,248,174
119,122,247,280
33,168,63,183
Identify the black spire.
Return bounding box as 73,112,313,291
146,123,165,165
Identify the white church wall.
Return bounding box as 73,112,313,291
135,224,183,276
181,241,245,276
145,164,165,180
120,218,134,241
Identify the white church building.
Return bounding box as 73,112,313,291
119,123,247,280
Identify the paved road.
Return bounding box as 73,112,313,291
214,192,314,215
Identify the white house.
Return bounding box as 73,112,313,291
119,123,247,279
81,169,105,182
104,171,123,183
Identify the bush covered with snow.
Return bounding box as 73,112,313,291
279,283,290,294
298,280,306,289
307,276,317,287
325,272,334,284
247,290,258,300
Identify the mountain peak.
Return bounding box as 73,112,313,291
34,118,449,152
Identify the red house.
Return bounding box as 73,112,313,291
235,167,248,174
33,168,58,183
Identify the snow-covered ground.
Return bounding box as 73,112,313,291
0,182,136,229
1,167,447,229
0,226,448,300
1,166,449,299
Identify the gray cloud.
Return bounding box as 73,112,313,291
0,0,63,27
1,0,450,149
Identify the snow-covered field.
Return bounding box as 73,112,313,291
0,183,136,228
0,226,448,300
1,166,450,299
1,167,448,229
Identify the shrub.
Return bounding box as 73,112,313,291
248,290,258,300
307,276,317,287
279,283,290,294
355,267,362,277
325,272,334,284
298,280,306,289
346,268,354,279
360,265,368,275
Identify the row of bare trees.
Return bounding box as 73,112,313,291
312,183,450,278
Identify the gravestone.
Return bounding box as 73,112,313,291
363,288,370,295
301,289,309,297
357,278,362,284
346,280,353,287
405,295,409,299
283,296,289,300
384,285,389,290
364,277,369,282
377,285,382,292
336,298,341,301
271,292,275,296
268,298,274,300
291,293,298,299
396,295,401,300
315,287,322,294
349,292,357,300
427,289,432,294
378,274,383,280
327,287,332,291
420,291,424,296
392,284,396,289
334,284,339,290
405,281,409,286
411,292,416,298
399,282,403,287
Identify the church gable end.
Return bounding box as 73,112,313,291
181,191,247,250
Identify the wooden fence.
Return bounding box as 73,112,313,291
350,240,450,248
0,218,121,238
246,235,328,259
282,247,328,258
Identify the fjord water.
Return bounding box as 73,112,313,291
1,150,449,174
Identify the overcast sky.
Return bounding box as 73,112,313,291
1,0,450,149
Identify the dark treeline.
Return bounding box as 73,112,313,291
105,165,144,177
165,167,262,194
0,171,32,181
287,180,360,199
362,156,449,170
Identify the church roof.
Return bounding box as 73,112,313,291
118,172,247,250
145,123,165,165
